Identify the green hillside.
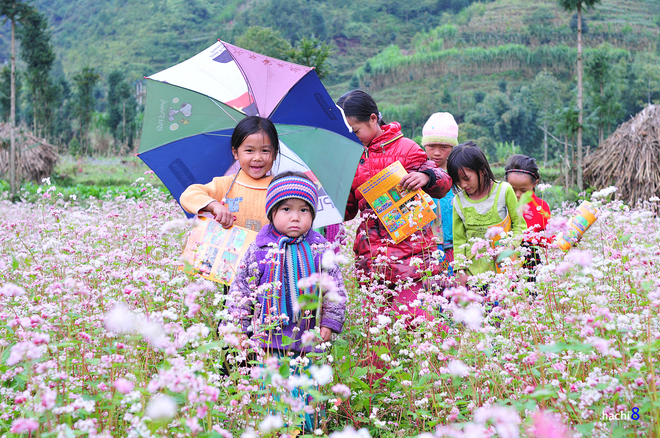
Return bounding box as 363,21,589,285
0,0,657,170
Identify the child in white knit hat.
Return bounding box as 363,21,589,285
422,112,459,272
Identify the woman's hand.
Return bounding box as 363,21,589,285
204,200,235,228
320,326,333,342
399,172,430,191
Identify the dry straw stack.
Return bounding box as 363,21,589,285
0,124,57,183
584,105,660,205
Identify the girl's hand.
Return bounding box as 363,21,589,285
457,271,469,287
320,326,333,342
205,201,235,228
400,172,430,191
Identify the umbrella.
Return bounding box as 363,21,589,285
138,40,363,228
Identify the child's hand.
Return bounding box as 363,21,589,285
457,271,469,287
320,326,333,342
205,200,235,228
400,172,430,191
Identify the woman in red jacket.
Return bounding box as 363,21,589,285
337,90,453,322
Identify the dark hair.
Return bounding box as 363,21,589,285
267,171,315,222
231,116,280,156
336,89,386,126
504,154,540,184
446,141,495,194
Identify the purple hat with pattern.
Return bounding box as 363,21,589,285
266,173,319,219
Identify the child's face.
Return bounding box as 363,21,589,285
346,114,381,147
425,143,453,169
231,131,275,179
272,198,313,238
457,167,484,198
507,172,537,200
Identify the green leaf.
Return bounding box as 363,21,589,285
198,341,223,353
497,249,516,262
575,423,594,434
353,367,369,379
516,190,533,213
145,245,155,254
619,233,633,243
12,256,19,270
539,342,593,353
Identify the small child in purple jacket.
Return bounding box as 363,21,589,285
226,171,347,354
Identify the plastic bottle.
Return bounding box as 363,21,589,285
555,201,597,251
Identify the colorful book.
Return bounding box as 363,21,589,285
357,160,437,244
180,217,257,285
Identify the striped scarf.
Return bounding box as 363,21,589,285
261,230,315,324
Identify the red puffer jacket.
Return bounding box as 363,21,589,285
345,122,452,284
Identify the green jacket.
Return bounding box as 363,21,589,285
453,181,524,275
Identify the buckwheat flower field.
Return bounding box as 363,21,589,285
0,180,658,438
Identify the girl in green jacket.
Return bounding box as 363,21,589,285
446,142,524,286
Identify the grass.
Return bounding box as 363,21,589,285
51,155,164,188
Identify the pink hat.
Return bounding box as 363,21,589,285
422,112,459,147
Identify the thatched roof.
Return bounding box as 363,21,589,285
584,105,660,205
0,124,57,183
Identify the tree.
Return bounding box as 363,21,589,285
235,26,292,60
287,36,334,80
107,71,137,153
557,0,602,191
585,49,609,146
632,53,660,107
17,5,55,138
554,104,580,193
0,66,21,124
73,67,101,155
0,0,31,199
531,71,562,165
466,88,541,157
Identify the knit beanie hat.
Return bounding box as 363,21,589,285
266,174,319,220
422,112,459,147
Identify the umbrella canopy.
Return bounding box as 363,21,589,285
138,41,362,227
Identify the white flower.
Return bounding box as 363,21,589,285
453,306,483,329
447,360,470,377
258,414,284,434
330,426,372,438
139,320,167,347
310,364,333,385
322,249,347,269
537,183,552,192
104,304,137,334
591,186,617,199
241,428,257,438
145,394,177,421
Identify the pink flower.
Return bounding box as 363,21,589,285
301,331,316,346
0,283,25,297
566,250,592,267
486,226,504,239
470,240,488,255
331,383,351,398
114,378,134,394
546,217,569,235
10,418,39,433
532,411,570,438
41,389,57,410
555,262,572,275
7,341,43,366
